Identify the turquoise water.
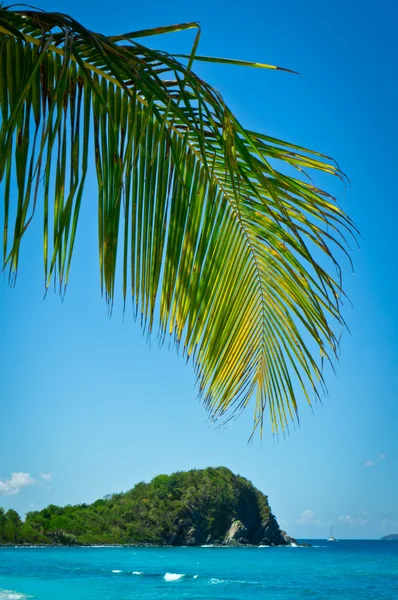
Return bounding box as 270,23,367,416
0,541,397,599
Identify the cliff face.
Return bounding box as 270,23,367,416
1,467,294,546
166,474,289,546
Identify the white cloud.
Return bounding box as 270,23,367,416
364,461,375,467
338,514,368,528
381,518,398,530
378,453,387,459
298,510,321,525
0,472,35,496
40,473,52,481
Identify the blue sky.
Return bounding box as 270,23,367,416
1,0,397,539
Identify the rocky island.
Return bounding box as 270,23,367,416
381,534,398,540
0,467,297,546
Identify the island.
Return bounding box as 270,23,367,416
381,534,398,540
0,466,299,546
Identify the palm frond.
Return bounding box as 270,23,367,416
0,7,356,436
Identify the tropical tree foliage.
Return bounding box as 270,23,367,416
0,7,355,435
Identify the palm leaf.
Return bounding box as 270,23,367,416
0,7,355,436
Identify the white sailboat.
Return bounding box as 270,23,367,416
327,526,337,542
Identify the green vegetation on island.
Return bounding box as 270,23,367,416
0,467,293,546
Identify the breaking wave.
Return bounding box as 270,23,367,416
0,590,33,600
164,573,185,582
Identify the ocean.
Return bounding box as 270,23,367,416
0,541,397,599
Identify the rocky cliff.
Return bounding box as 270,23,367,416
165,472,290,546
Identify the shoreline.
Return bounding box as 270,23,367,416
0,541,309,548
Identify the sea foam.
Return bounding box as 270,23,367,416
164,573,184,582
0,590,32,600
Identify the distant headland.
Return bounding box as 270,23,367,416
0,467,299,547
381,534,398,540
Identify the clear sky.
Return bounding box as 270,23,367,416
1,0,397,540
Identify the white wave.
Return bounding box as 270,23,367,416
112,569,122,573
11,546,45,549
210,578,225,584
290,542,298,547
86,545,121,548
8,546,52,549
193,575,198,579
201,544,215,547
132,571,143,575
164,573,184,582
0,590,32,600
258,544,270,548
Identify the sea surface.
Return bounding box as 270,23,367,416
0,541,397,599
